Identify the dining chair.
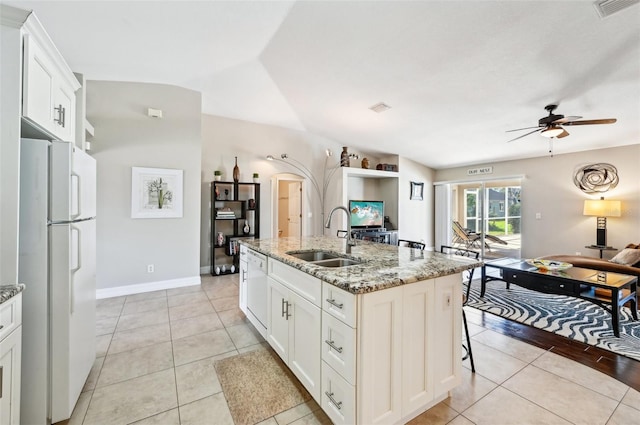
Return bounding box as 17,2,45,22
397,239,426,250
441,245,480,373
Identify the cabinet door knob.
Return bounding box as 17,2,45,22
325,391,343,410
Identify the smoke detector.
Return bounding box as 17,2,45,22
594,0,639,18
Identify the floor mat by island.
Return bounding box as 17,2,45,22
466,279,640,362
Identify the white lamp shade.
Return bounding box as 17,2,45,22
583,199,621,217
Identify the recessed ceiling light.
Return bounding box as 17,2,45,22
369,102,391,113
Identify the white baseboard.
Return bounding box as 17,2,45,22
96,275,202,299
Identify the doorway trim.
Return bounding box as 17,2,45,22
271,173,305,238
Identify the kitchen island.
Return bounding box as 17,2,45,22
239,237,481,425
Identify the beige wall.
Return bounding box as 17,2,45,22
200,114,352,270
397,157,436,246
87,81,202,291
435,144,640,258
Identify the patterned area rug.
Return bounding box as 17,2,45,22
467,279,640,362
214,348,311,425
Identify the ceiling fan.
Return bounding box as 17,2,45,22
506,104,617,143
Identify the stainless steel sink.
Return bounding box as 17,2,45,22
311,258,362,268
285,250,362,267
286,250,341,262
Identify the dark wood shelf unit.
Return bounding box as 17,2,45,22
211,181,260,276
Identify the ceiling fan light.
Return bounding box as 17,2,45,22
541,126,565,138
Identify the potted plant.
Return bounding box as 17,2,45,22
214,170,222,181
253,172,259,183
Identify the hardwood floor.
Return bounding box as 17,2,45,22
465,306,640,392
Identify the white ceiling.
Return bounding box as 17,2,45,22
6,0,640,169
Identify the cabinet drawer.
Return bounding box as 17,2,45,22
0,293,22,342
268,259,322,307
503,271,577,296
322,361,356,425
322,312,356,385
322,282,357,328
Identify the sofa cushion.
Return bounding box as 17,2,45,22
610,248,640,266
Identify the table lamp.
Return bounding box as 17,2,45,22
583,197,621,247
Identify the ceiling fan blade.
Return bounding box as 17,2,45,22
552,115,582,124
562,118,617,126
556,129,570,138
506,125,541,133
506,128,542,143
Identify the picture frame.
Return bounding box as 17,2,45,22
410,181,424,201
131,167,183,218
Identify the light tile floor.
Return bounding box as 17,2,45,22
63,274,640,425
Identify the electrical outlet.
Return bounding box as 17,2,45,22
147,264,154,273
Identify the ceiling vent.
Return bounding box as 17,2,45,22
369,102,391,113
593,0,639,18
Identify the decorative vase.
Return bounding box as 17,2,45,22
361,157,369,169
233,156,240,182
230,265,236,273
243,220,250,235
340,147,350,167
215,266,220,275
221,265,226,273
216,231,225,247
214,174,221,181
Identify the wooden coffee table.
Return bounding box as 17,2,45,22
481,258,638,337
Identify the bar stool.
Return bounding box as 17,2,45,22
440,245,479,373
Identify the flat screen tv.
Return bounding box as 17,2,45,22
349,200,384,229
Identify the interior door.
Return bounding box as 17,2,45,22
287,181,302,237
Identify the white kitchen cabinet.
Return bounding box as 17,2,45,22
433,274,462,395
238,245,248,314
322,359,356,425
267,274,321,402
0,293,22,425
267,277,289,360
264,256,463,424
401,280,435,416
357,284,403,425
22,27,80,143
321,311,356,385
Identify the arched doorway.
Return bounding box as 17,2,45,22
271,173,303,238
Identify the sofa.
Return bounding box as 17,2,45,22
541,244,640,295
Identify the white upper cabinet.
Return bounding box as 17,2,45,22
21,15,80,143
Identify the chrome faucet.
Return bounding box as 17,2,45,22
325,206,356,254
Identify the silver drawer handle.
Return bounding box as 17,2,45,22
325,391,342,410
281,298,286,318
325,339,343,353
326,298,344,309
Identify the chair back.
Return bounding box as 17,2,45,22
440,245,480,304
398,239,425,251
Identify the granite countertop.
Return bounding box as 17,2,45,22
241,236,483,294
0,283,25,304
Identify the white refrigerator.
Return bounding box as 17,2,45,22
18,139,97,424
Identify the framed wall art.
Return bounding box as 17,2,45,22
410,181,424,201
131,167,183,218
